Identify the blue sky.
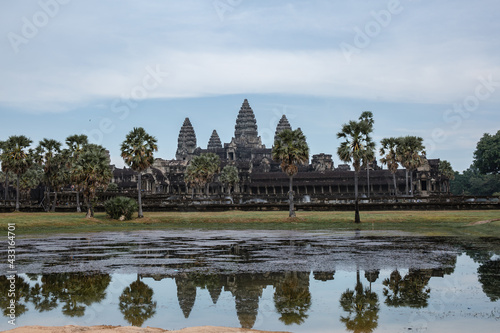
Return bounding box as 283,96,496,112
1,0,499,172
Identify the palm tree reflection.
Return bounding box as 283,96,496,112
382,269,431,308
273,272,311,325
119,276,157,327
339,270,379,333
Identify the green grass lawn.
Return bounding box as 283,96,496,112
1,210,499,237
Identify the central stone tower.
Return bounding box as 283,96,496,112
176,117,197,161
232,99,264,149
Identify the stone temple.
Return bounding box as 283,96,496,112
112,99,447,199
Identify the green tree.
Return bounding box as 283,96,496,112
396,136,425,196
0,170,15,202
473,130,500,174
74,144,112,218
184,153,220,197
19,162,43,199
36,139,68,212
219,164,239,194
0,140,11,201
120,127,158,218
359,112,375,198
64,134,88,212
272,129,309,218
438,160,455,194
337,118,375,223
380,137,400,195
1,136,33,211
450,168,500,196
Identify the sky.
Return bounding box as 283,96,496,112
1,0,499,172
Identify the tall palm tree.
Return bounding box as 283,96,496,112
359,112,375,198
380,137,400,195
272,129,309,218
184,153,220,197
438,160,455,194
0,140,11,202
65,134,88,212
396,136,425,196
120,127,158,218
1,136,32,211
36,139,65,212
337,119,375,223
74,144,112,218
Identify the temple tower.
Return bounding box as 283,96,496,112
274,114,292,142
176,118,197,161
207,130,222,150
232,99,264,148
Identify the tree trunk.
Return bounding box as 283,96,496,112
288,176,295,218
405,169,409,195
137,172,143,218
85,195,92,218
354,170,360,223
50,190,57,212
392,173,397,196
76,190,81,213
15,174,20,212
366,166,370,198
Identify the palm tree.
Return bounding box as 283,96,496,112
219,164,239,194
74,144,112,218
64,134,88,212
337,118,375,223
272,129,309,218
184,153,220,196
439,160,455,194
380,137,400,195
0,141,10,201
396,136,425,196
36,139,66,212
120,127,158,218
359,112,375,198
1,136,32,211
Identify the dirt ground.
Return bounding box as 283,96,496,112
3,325,290,333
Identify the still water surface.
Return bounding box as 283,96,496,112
1,230,499,332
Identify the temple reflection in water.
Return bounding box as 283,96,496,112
1,236,499,332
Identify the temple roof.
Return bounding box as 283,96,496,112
176,117,197,160
234,99,259,140
274,114,292,143
207,129,222,150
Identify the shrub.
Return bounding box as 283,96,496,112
104,196,138,220
107,183,119,191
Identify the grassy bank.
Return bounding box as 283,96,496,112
1,210,499,237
